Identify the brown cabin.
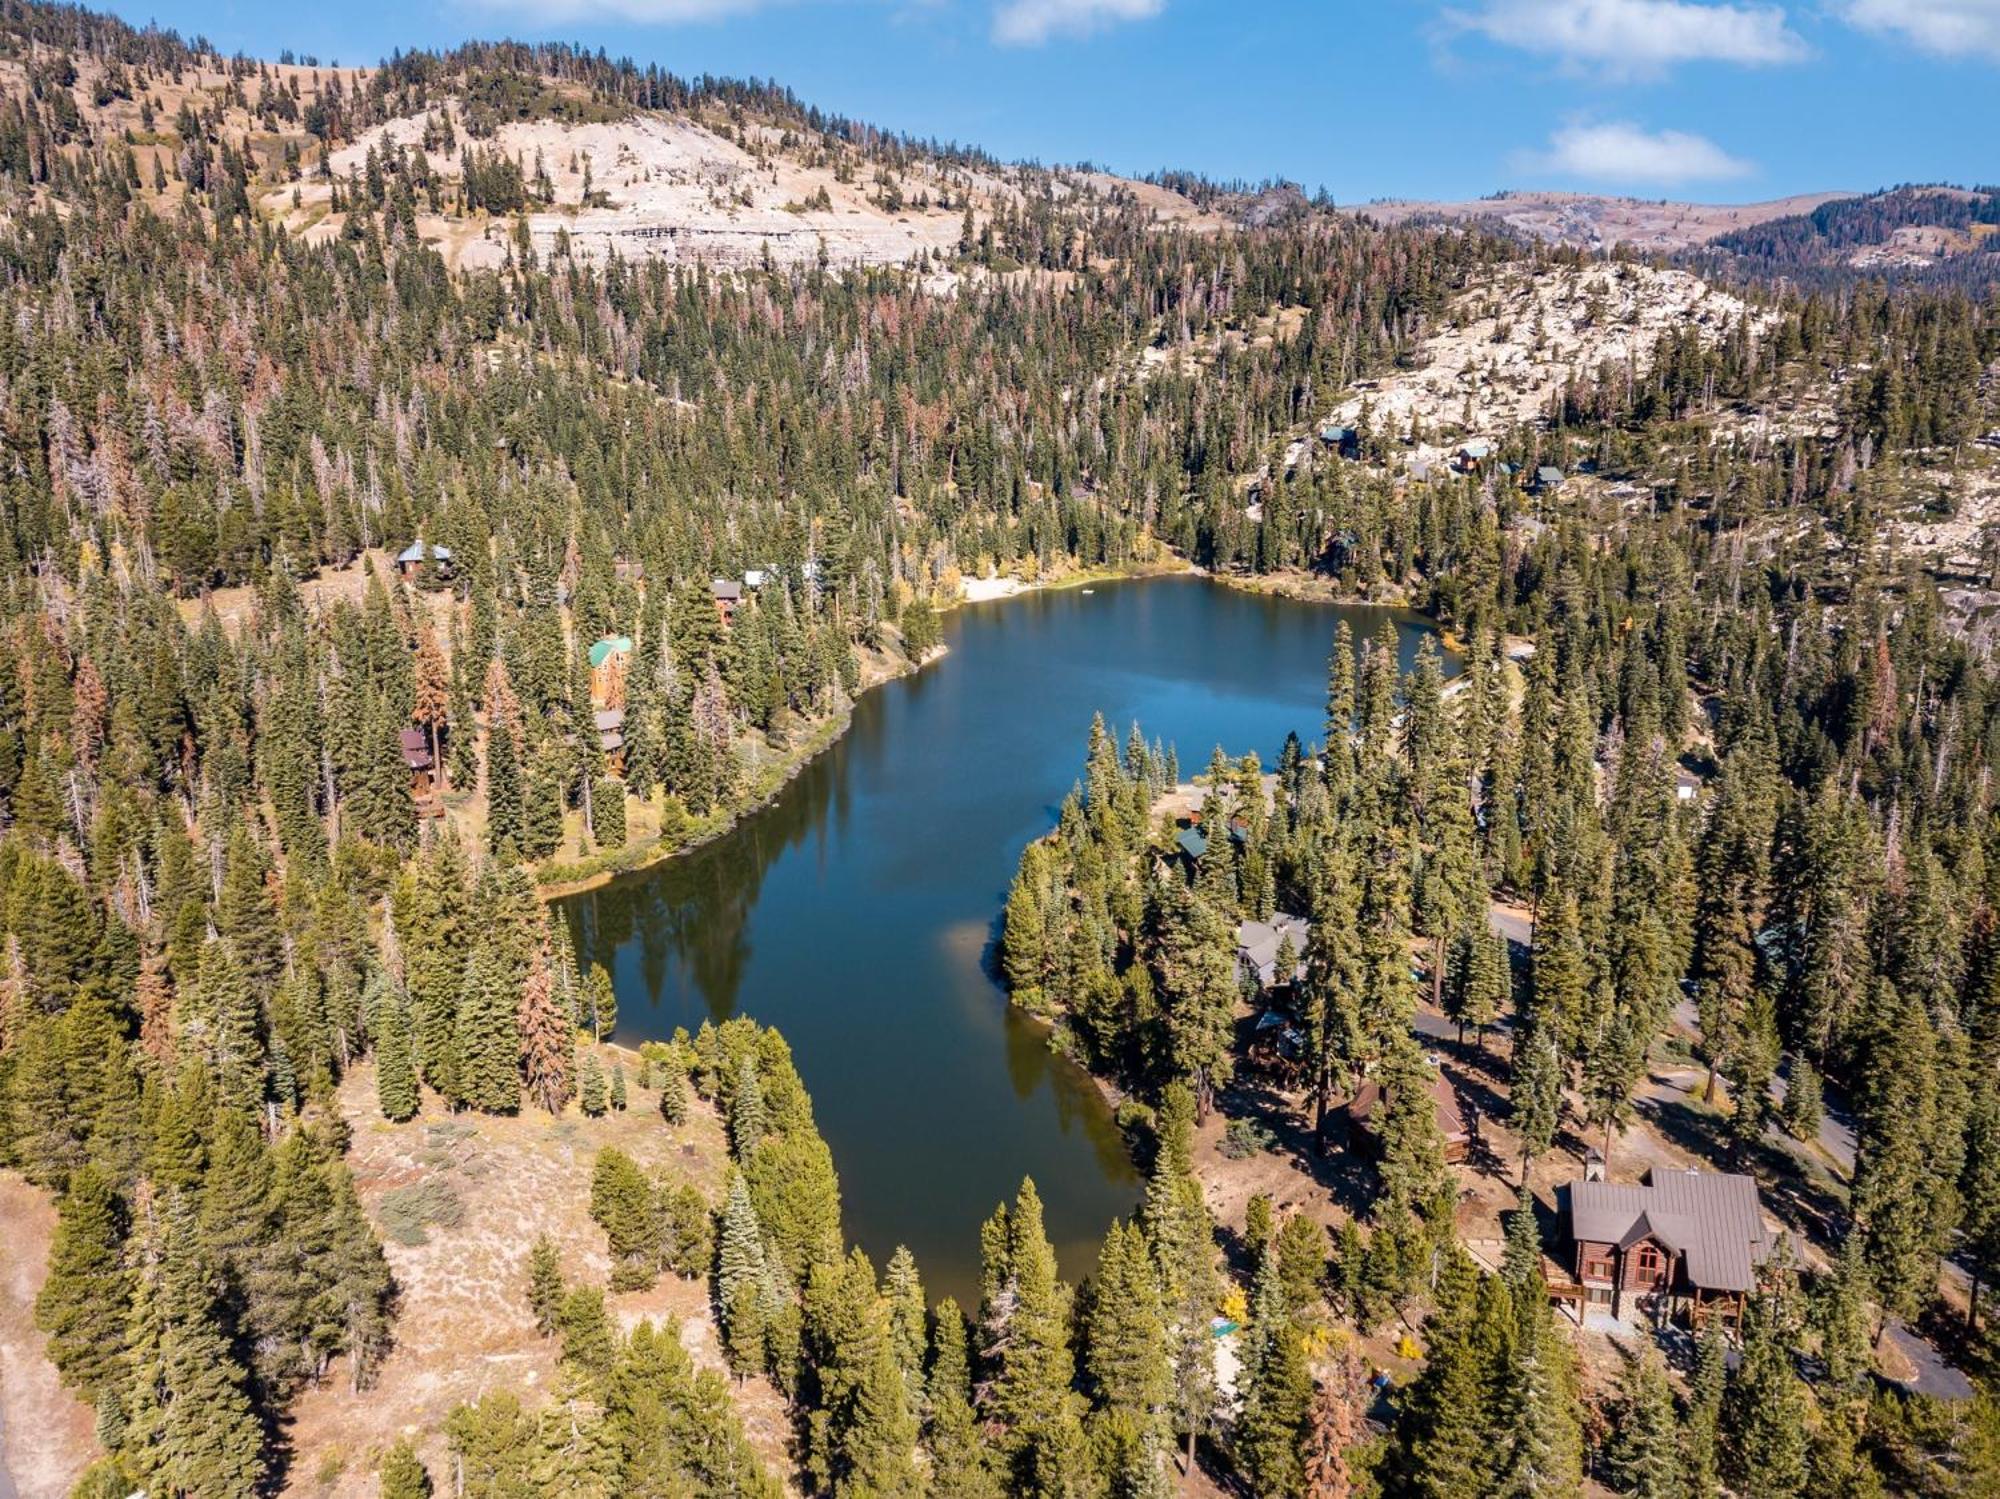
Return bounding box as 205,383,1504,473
712,578,744,624
595,707,627,776
399,728,442,813
1346,1068,1469,1163
1558,1166,1775,1328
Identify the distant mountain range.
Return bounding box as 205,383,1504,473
1336,186,2000,282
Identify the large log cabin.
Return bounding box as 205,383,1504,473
1556,1165,1775,1329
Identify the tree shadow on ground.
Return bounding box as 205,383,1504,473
1214,1074,1380,1227
1633,1084,1849,1254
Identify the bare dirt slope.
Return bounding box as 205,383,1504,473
0,1174,95,1499
6,47,1216,276
1341,189,1854,251
276,106,973,272
282,1051,794,1498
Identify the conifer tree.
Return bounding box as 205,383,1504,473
656,1047,689,1125
579,1047,609,1117
883,1245,926,1403
1302,1353,1364,1499
34,1162,133,1402
731,1052,769,1160
380,1439,433,1499
486,720,524,854
197,938,265,1114
1237,1319,1312,1498
1501,1300,1584,1499
1511,1023,1562,1184
516,939,571,1116
123,1196,264,1499
1608,1347,1681,1499
985,1179,1088,1496
558,1285,619,1384
1374,1033,1450,1214
1085,1218,1172,1491
592,1146,661,1289
527,1233,565,1337
582,963,617,1041
718,1173,770,1375
1724,1285,1809,1499
375,989,419,1122
1138,1104,1218,1480
453,945,520,1113
925,1298,999,1499
1682,1313,1728,1497
1392,1246,1498,1497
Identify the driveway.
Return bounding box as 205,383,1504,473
1486,901,1531,950
1882,1319,1975,1401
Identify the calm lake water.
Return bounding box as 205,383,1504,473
561,576,1441,1307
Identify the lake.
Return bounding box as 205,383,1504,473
560,576,1442,1307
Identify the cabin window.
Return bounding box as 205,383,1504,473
1582,1254,1615,1282
1636,1244,1663,1279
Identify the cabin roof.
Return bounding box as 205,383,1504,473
588,635,633,669
396,541,452,564
1349,1069,1468,1145
712,579,744,601
1175,827,1208,861
397,728,432,769
1236,912,1311,986
1564,1168,1774,1293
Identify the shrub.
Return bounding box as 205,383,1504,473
377,1178,464,1246
1219,1119,1274,1160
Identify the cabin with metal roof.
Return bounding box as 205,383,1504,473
711,578,744,623
594,708,627,774
1347,1067,1469,1163
1558,1165,1775,1328
399,728,443,811
588,636,633,706
395,540,453,580
1454,440,1494,472
1318,423,1358,457
1236,913,1310,990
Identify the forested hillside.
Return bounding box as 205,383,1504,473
0,0,1999,1496
1701,185,2000,285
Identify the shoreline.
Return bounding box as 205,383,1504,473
539,559,1440,903
536,641,943,900
944,555,1197,611
538,556,1189,903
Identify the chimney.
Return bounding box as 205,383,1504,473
1583,1147,1606,1182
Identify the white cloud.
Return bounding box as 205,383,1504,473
1448,0,1807,73
1839,0,2000,60
1524,120,1756,184
992,0,1163,45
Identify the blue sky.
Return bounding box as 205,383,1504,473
119,0,1998,202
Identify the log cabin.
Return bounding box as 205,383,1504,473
1558,1165,1775,1329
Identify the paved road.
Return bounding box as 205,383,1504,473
1665,996,1859,1176
1486,902,1532,949
1769,1059,1858,1175
1883,1318,1975,1401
